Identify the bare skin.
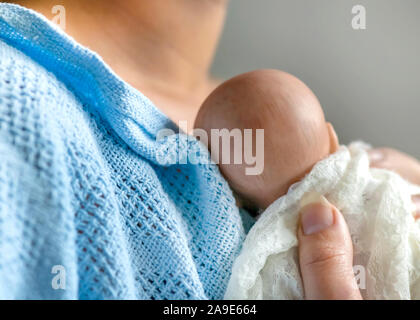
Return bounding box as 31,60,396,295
9,0,420,300
14,0,226,126
368,148,420,185
368,148,420,219
195,70,339,209
195,70,420,300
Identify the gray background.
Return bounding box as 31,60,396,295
211,0,420,158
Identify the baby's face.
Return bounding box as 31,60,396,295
195,69,339,210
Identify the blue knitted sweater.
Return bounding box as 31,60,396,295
0,4,254,299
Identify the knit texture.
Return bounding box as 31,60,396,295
225,143,420,300
0,3,250,299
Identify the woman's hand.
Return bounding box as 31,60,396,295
368,147,420,219
368,147,420,186
297,148,420,300
298,200,362,300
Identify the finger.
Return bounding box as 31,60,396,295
368,148,387,167
298,194,362,300
412,194,420,220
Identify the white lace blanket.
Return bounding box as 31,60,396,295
225,143,420,299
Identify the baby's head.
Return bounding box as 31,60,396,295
194,69,339,211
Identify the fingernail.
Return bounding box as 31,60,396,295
300,191,331,208
412,194,420,205
300,192,334,235
412,195,420,220
368,150,384,163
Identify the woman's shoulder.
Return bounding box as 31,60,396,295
0,38,73,95
2,38,86,111
0,39,99,159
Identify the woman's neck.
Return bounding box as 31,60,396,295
15,0,227,98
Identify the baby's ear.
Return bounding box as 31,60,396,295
326,122,339,154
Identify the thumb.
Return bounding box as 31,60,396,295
297,193,362,300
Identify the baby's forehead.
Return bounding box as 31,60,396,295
203,88,313,126
196,70,326,138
